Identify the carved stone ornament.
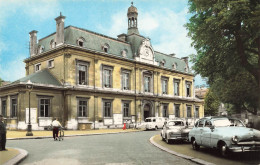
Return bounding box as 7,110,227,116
139,39,154,59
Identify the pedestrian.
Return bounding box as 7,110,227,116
0,114,7,151
51,118,62,141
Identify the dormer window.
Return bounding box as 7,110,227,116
160,59,165,67
172,62,177,70
38,45,44,54
103,43,110,53
50,39,56,48
121,49,128,57
77,37,85,47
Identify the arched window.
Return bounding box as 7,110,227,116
103,43,110,53
172,62,177,70
77,37,86,47
38,45,44,54
121,49,128,57
50,39,56,49
160,59,165,67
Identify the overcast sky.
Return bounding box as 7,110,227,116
0,0,206,86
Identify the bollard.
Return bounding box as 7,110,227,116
123,123,126,130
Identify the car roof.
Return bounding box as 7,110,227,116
199,116,240,121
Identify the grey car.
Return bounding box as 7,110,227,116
189,116,260,156
161,119,191,144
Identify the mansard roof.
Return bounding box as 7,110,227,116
36,25,191,74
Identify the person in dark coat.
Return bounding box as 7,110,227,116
0,114,7,151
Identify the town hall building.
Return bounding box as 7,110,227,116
0,3,204,130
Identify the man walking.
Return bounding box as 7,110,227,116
0,114,7,151
51,118,62,141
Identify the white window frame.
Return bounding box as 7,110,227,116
122,101,131,118
76,60,89,86
174,79,180,96
121,69,131,90
47,59,54,68
102,65,113,88
143,71,153,93
38,97,51,117
35,63,41,72
161,77,168,94
186,81,192,97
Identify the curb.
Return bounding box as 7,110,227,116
149,135,216,165
3,148,28,165
7,130,144,140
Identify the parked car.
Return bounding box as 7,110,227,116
189,116,260,156
161,119,191,144
145,117,166,130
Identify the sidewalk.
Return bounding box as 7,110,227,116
1,128,142,165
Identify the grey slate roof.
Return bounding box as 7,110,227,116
37,25,190,74
12,69,62,86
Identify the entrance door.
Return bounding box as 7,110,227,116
143,104,151,120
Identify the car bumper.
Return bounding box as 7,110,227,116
229,146,260,152
168,134,188,141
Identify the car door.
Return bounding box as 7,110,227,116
201,120,212,147
195,119,205,145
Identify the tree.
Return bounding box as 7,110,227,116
204,89,220,116
0,77,2,86
186,0,260,114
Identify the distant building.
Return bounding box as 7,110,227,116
0,3,204,130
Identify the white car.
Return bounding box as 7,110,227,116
145,117,166,130
161,119,191,144
189,116,260,156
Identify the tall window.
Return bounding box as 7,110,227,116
122,70,130,90
39,98,50,117
103,65,113,88
78,98,88,117
143,72,152,92
77,60,89,85
161,77,168,94
1,99,6,117
103,100,112,117
123,102,130,117
162,104,168,117
174,79,180,96
187,106,192,117
35,63,41,72
195,107,199,118
11,97,17,118
175,104,180,118
186,82,192,97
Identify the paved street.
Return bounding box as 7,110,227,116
6,131,196,165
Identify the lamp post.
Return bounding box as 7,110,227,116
26,80,33,136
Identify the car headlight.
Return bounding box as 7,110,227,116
232,135,238,143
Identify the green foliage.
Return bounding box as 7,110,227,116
186,0,260,114
204,89,220,116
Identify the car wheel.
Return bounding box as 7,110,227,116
165,135,171,144
155,126,158,130
192,139,200,150
219,143,228,157
161,133,165,141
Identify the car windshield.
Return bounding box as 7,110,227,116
145,119,151,122
213,118,245,127
168,121,184,126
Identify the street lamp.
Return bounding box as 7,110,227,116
26,80,33,136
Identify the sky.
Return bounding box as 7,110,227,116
0,0,207,87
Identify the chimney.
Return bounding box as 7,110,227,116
29,30,38,57
181,57,189,71
117,33,127,42
55,12,66,46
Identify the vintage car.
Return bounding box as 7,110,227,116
189,116,260,156
145,117,166,130
161,119,191,144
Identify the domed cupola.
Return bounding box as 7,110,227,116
127,2,139,35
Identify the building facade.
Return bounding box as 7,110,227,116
0,4,204,130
